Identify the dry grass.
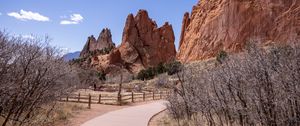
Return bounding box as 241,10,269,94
0,102,86,126
149,110,217,126
51,102,86,122
39,102,86,126
148,110,176,126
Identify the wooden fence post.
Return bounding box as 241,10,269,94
152,92,155,100
78,93,80,102
98,94,101,104
143,92,145,101
160,91,162,99
88,94,91,109
120,94,122,106
131,92,134,103
66,96,69,102
165,91,167,97
166,91,169,97
118,94,122,106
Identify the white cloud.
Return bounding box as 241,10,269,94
7,10,49,22
0,12,2,16
60,14,83,25
21,34,34,39
60,20,78,25
61,47,71,54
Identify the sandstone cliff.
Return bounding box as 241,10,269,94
177,0,300,62
81,10,176,74
118,10,176,73
80,28,115,57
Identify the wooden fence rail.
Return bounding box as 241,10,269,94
59,91,170,109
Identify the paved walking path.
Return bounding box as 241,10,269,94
81,100,168,126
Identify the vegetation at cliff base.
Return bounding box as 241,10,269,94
216,50,228,64
136,61,182,80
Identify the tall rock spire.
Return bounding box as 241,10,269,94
80,28,115,57
118,9,176,73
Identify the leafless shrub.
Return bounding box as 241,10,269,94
167,42,300,126
155,74,170,88
0,31,79,126
75,68,101,88
106,68,133,84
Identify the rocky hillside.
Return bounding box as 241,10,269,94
177,0,300,62
79,10,176,75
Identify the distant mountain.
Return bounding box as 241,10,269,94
63,51,80,61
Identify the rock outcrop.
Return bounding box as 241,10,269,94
179,12,190,49
80,35,97,57
90,49,122,73
80,28,115,57
118,10,176,73
81,10,176,74
177,0,300,63
97,28,115,50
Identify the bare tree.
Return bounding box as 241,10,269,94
0,32,79,126
167,42,300,126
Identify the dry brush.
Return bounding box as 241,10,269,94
167,42,300,126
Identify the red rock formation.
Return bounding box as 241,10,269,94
82,10,176,74
97,28,115,50
179,12,190,48
118,10,176,73
80,35,97,57
90,49,122,74
80,28,115,57
177,0,300,63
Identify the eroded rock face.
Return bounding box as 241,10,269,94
81,10,176,74
80,35,97,57
90,49,122,73
80,28,115,57
179,12,190,49
177,0,300,63
97,28,115,50
118,10,176,73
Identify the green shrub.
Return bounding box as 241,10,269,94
165,61,182,75
136,61,182,80
136,68,155,80
70,58,85,64
97,71,106,81
136,69,146,81
88,47,114,57
216,50,228,64
156,63,167,74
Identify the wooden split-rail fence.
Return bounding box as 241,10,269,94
59,91,170,109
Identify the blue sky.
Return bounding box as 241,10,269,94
0,0,197,52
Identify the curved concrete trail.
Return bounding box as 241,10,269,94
81,100,167,126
